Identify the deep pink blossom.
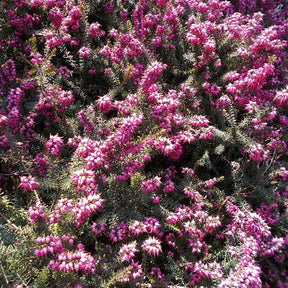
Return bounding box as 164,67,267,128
91,222,105,236
89,22,103,37
20,175,39,191
45,134,63,156
97,95,112,113
108,221,128,243
128,261,143,280
248,144,269,162
28,202,45,224
78,46,90,58
49,7,63,29
274,86,288,107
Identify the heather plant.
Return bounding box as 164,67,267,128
0,0,288,287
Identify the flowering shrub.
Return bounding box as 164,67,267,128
0,0,288,287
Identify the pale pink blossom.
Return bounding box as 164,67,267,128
142,237,162,257
78,46,90,58
119,242,138,262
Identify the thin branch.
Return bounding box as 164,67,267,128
0,262,9,284
261,149,277,177
0,212,21,233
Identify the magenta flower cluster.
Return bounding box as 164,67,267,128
35,236,96,274
1,0,288,287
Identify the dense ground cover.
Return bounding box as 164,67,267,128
0,0,288,287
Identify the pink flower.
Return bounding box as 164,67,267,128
100,45,111,57
153,196,160,203
155,136,183,160
78,46,90,58
28,202,45,224
188,115,210,127
248,144,269,162
73,194,104,227
204,216,222,233
36,87,73,115
108,221,128,243
163,180,175,193
144,217,162,235
97,95,112,113
48,198,73,224
274,86,288,107
89,22,102,37
70,6,82,20
28,0,44,7
204,177,217,188
49,7,62,29
165,205,194,224
19,175,39,191
128,261,143,280
91,222,105,236
215,59,222,67
71,168,97,195
129,220,147,236
141,61,167,91
33,153,49,175
151,267,165,281
141,176,161,193
49,246,96,274
30,52,44,65
45,134,63,156
151,37,162,47
78,110,95,133
142,237,162,257
119,242,138,262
